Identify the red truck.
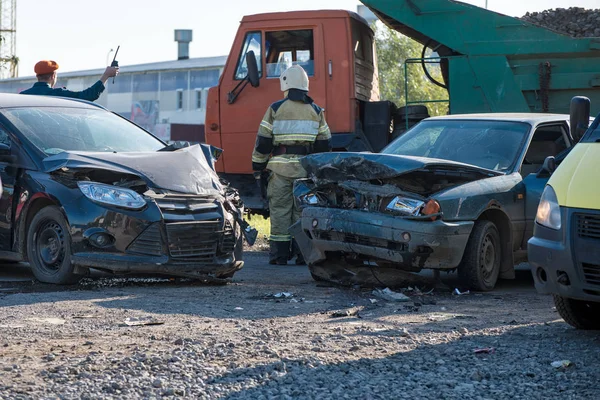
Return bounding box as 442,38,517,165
204,10,411,212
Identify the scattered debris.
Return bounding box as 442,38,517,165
372,287,411,302
266,292,294,299
234,307,244,311
72,314,98,319
454,288,470,296
27,317,66,325
331,308,360,318
551,360,574,369
474,347,496,354
123,317,164,326
369,299,378,304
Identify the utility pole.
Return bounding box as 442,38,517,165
0,0,17,78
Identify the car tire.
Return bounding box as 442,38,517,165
27,206,80,285
553,295,600,330
459,220,501,291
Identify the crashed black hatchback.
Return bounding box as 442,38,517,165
0,94,250,284
292,114,575,291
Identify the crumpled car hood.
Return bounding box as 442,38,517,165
300,152,500,182
42,144,223,196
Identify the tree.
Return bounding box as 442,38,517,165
374,23,448,116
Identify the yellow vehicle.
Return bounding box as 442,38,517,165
528,97,600,330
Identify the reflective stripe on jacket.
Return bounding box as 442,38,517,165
252,97,331,178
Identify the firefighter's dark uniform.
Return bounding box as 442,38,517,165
20,81,106,102
252,89,331,264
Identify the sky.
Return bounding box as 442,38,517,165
14,0,600,76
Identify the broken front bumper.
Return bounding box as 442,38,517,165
290,207,473,270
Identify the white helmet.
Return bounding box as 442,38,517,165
280,65,309,92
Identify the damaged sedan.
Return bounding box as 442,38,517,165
0,94,253,284
292,114,576,291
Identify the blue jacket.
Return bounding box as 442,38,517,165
20,81,105,102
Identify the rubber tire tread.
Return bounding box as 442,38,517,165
459,220,501,292
27,206,79,285
553,295,600,330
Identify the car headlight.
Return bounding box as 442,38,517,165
298,193,321,206
78,182,146,210
386,196,425,215
536,185,561,230
386,196,441,220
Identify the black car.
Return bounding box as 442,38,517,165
0,94,250,284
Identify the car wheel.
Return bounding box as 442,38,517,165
553,295,600,330
459,220,501,291
27,206,80,285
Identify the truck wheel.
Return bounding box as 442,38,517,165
459,220,501,291
553,295,600,330
27,206,80,285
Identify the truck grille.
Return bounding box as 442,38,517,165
315,230,407,252
166,220,222,260
577,214,600,240
127,223,163,256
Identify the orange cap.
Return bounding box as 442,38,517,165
34,60,59,75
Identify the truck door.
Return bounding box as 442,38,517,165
520,122,571,248
218,27,324,175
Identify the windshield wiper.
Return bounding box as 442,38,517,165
158,141,191,152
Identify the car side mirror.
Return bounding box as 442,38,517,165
246,50,260,88
536,156,556,178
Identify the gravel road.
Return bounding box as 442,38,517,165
0,254,599,399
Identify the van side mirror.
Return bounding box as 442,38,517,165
536,156,556,178
246,50,260,88
570,96,590,143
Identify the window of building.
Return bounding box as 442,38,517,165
190,69,220,88
235,31,262,80
133,73,159,92
176,89,183,110
195,89,203,109
265,29,314,78
161,71,189,91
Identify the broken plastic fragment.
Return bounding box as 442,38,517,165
551,360,573,369
454,288,470,296
473,347,496,354
372,288,411,302
123,317,164,326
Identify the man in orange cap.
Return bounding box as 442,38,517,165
20,60,119,102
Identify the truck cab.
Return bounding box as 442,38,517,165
205,10,388,210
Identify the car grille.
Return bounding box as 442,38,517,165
315,230,407,252
576,214,600,240
127,223,163,256
582,263,600,286
166,220,222,260
221,220,236,254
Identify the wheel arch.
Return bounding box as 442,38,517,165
477,207,515,279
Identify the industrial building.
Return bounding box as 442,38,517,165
0,29,227,143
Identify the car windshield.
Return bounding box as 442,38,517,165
581,113,600,143
3,107,165,156
382,120,530,172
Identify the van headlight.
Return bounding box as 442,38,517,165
536,185,561,230
298,193,321,206
78,182,146,210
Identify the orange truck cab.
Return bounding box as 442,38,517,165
205,10,410,211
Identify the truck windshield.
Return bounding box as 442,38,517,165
382,120,530,172
4,107,165,156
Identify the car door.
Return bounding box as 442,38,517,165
520,122,571,248
0,125,17,251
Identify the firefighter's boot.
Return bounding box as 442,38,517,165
269,241,290,265
291,239,306,265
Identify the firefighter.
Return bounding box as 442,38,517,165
20,60,119,102
252,65,331,265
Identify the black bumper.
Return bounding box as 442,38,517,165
64,194,242,278
291,207,473,270
528,207,600,302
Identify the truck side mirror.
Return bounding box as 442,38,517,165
246,50,260,88
536,156,556,178
570,96,590,144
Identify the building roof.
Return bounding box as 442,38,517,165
1,55,229,83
